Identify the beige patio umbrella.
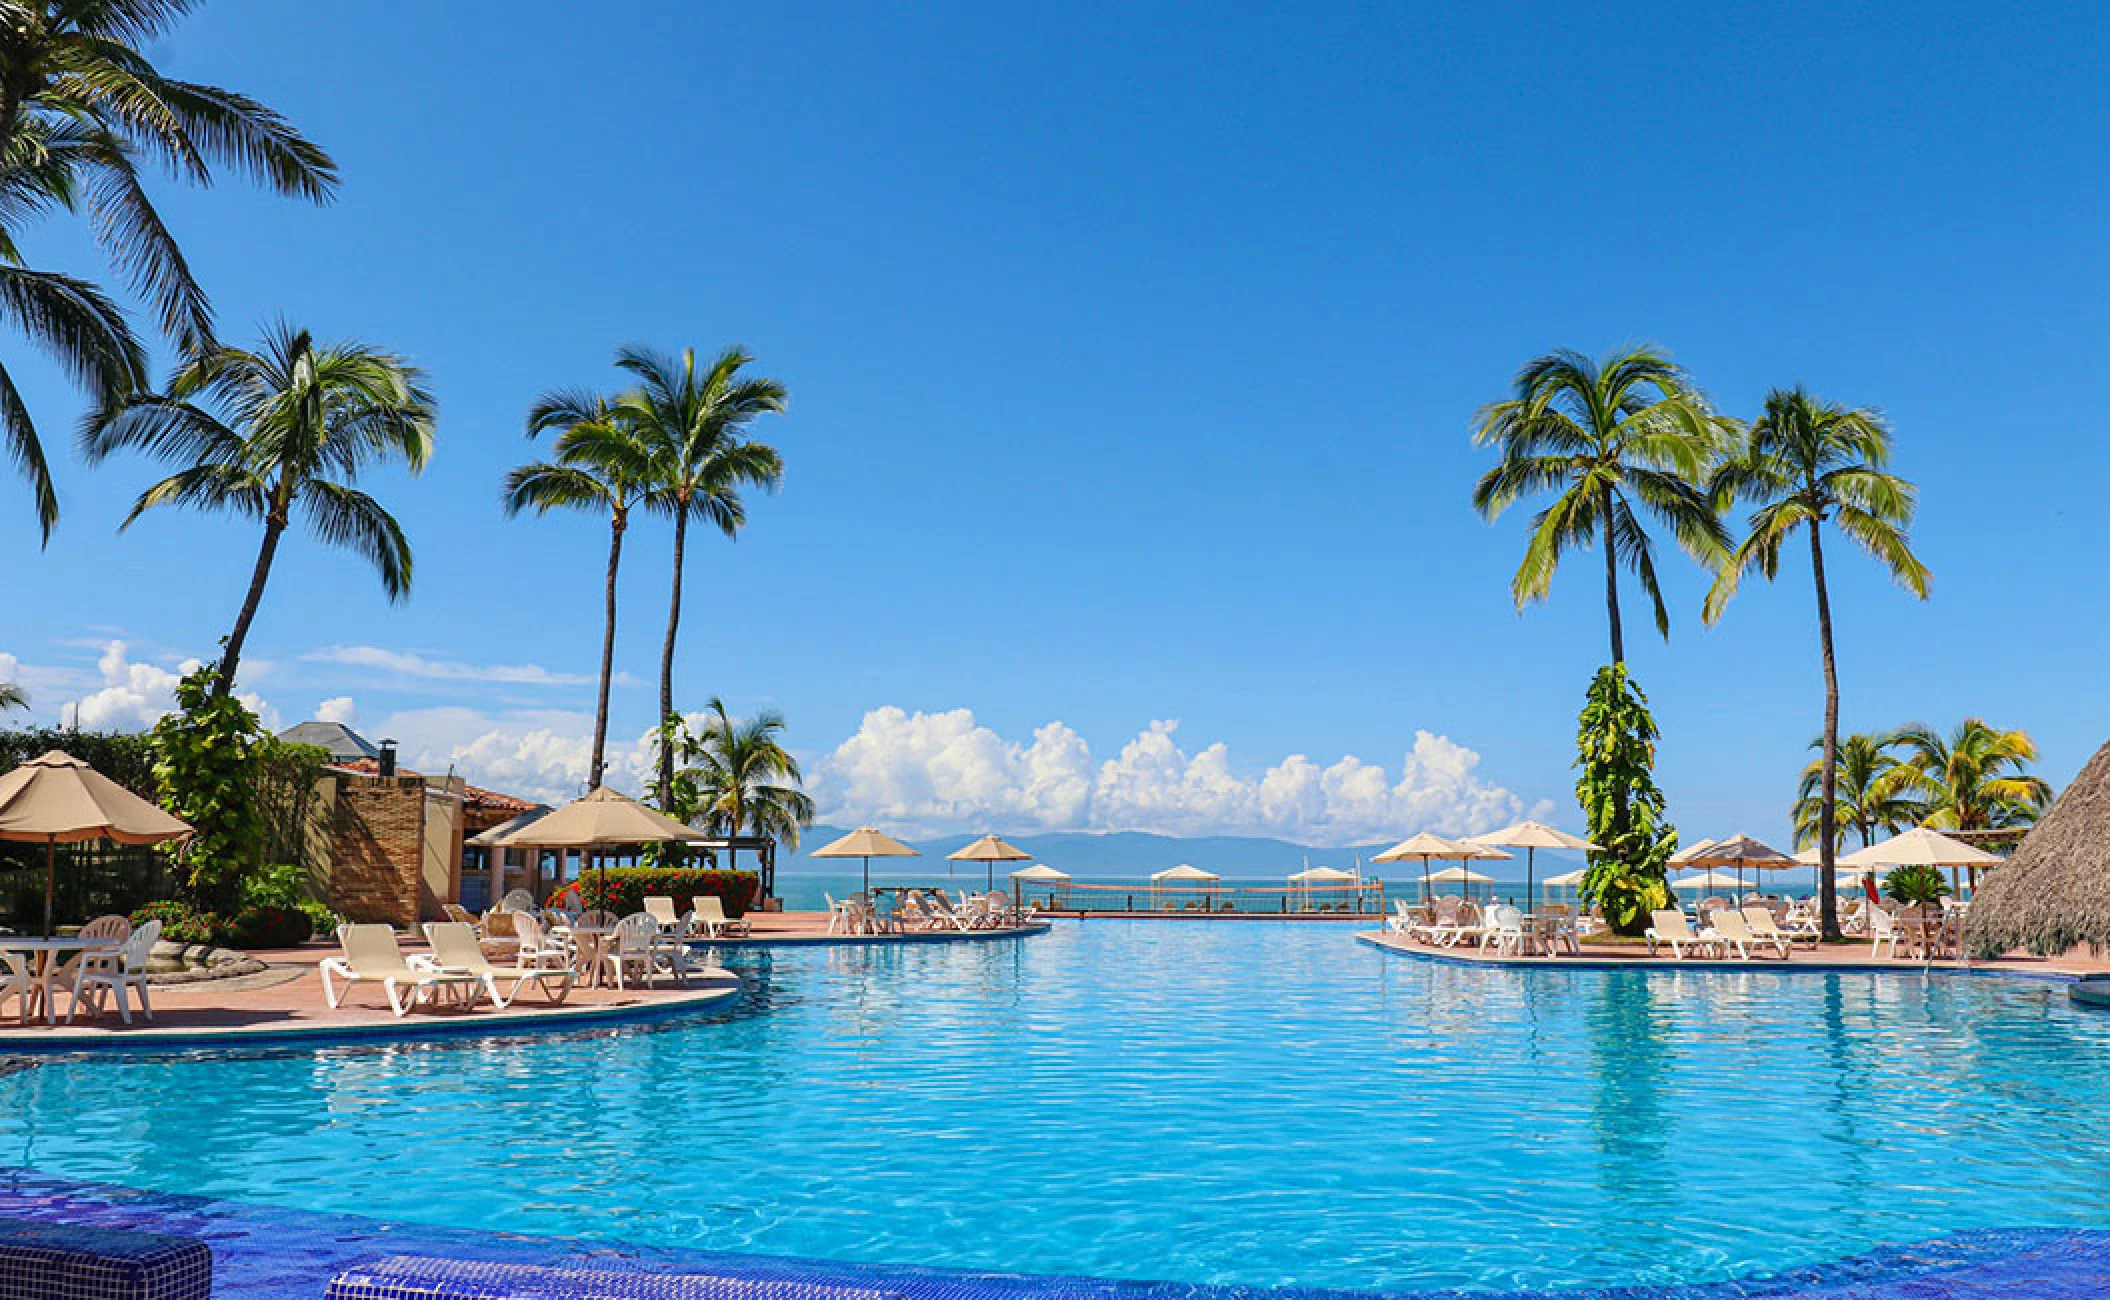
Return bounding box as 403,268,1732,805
1687,833,1795,899
1842,826,2002,899
1668,836,1721,866
1471,820,1601,903
1374,831,1476,898
0,750,192,936
813,826,919,895
1542,866,1590,889
1422,865,1493,891
1671,870,1745,892
493,785,709,904
947,833,1034,891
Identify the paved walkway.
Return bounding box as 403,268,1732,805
1359,928,2110,977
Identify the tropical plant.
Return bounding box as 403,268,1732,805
1889,719,2052,832
0,0,336,538
683,696,815,849
1472,346,1733,664
81,323,436,695
1705,387,1930,939
1574,664,1676,935
1792,730,1921,853
505,394,651,787
613,345,786,807
148,660,264,906
0,680,23,712
1882,863,1952,907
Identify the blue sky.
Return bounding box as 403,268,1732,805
3,1,2105,850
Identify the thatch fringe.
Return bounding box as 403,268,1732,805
1964,739,2110,958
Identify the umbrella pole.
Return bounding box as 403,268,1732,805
42,837,55,939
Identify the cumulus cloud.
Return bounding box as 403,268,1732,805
376,706,666,804
68,641,191,731
811,708,1543,844
315,696,357,725
303,644,627,689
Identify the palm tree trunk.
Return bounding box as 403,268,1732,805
657,506,688,808
1601,481,1624,665
216,516,287,697
1810,524,1842,941
588,510,625,788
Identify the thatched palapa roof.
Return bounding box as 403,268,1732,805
1964,739,2110,958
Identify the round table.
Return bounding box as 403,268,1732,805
0,935,123,1026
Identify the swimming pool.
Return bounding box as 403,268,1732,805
4,921,2107,1294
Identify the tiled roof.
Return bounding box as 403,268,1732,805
325,758,537,814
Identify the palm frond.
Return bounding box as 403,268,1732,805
299,477,413,601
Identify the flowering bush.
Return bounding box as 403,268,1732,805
229,903,313,949
551,868,758,917
130,899,234,947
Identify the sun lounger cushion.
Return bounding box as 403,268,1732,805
327,1256,906,1300
0,1217,211,1300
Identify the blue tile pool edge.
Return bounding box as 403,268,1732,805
1353,932,2086,985
0,1165,2107,1300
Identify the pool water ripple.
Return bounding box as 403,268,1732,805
7,921,2110,1293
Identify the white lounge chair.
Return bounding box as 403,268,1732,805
689,895,750,938
419,922,572,1009
1742,907,1810,953
1711,909,1790,959
1645,909,1721,959
642,896,682,930
321,923,483,1017
66,918,160,1024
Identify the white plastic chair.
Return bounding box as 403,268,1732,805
0,952,35,1026
1868,905,1903,959
598,913,661,989
499,888,537,913
67,919,161,1024
1481,904,1526,956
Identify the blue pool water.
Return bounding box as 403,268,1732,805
3,922,2108,1294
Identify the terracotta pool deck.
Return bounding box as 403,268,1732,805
1359,928,2110,978
0,911,1045,1050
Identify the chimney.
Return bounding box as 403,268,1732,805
378,739,398,778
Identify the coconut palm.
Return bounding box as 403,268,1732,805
615,345,785,808
1792,731,1920,853
1472,346,1733,664
0,680,24,712
1705,387,1930,938
0,0,336,539
684,696,814,850
81,323,434,695
504,395,652,788
1890,719,2052,833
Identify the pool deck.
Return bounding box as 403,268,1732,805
0,911,1044,1050
1358,928,2110,978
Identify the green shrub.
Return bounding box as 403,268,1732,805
130,900,234,947
229,903,313,949
1883,863,1952,906
552,867,758,917
296,899,340,938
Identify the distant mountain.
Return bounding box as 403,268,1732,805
788,825,1407,880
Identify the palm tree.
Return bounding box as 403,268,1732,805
616,345,786,807
1890,719,2052,832
0,680,24,712
1705,387,1930,938
1792,731,1920,853
685,696,815,852
1472,346,1732,664
0,0,336,539
81,323,434,695
504,395,651,788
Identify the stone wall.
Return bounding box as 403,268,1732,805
326,774,427,926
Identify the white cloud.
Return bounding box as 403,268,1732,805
315,696,357,725
68,641,191,731
375,706,666,804
303,644,628,689
811,708,1544,844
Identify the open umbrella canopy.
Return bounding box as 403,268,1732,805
0,751,191,845
1372,831,1474,863
948,833,1035,889
1668,837,1721,866
1288,865,1358,882
1009,863,1069,881
1671,870,1745,892
1542,867,1590,888
1688,834,1795,870
813,826,920,895
1842,827,2002,869
1150,863,1218,882
0,750,192,936
492,787,706,848
465,805,553,848
1472,821,1602,853
1422,865,1493,886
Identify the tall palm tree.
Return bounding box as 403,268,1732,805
0,0,336,539
504,395,651,788
685,696,814,850
1890,719,2052,832
616,345,785,807
81,323,434,695
1792,730,1919,853
1705,388,1930,938
1472,346,1732,664
0,680,24,712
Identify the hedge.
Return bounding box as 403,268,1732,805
551,868,759,918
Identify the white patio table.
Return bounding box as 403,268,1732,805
0,935,123,1026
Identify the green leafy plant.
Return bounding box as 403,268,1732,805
551,867,758,918
130,899,233,948
1883,864,1952,906
148,661,266,906
1575,664,1677,935
228,904,312,949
